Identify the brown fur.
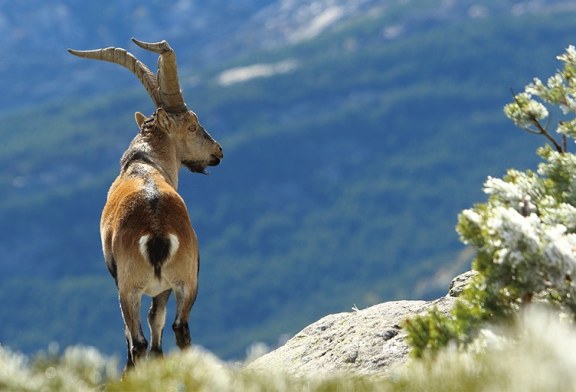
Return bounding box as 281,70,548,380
101,170,197,293
101,109,222,370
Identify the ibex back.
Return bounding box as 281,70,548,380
68,38,223,369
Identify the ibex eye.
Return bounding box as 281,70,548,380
188,125,197,132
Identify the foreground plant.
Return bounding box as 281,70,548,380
0,344,118,391
5,310,576,392
406,45,576,357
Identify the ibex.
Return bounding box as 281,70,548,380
68,38,223,369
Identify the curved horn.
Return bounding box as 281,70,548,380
132,38,187,114
68,46,161,108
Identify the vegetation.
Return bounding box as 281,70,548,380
2,307,575,391
406,45,576,358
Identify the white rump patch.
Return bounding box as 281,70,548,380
138,233,180,261
167,234,180,259
139,234,150,260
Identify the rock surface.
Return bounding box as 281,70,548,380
248,272,473,377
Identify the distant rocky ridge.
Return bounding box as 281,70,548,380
3,0,574,110
248,271,475,377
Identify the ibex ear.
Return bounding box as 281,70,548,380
155,107,172,131
134,112,147,129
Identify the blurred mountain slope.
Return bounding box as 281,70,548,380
0,0,574,359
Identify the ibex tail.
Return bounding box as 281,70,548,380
139,234,180,280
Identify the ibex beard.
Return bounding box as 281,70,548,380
69,38,223,370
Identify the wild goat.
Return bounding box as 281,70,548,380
68,38,223,369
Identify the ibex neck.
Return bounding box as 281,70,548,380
120,135,180,189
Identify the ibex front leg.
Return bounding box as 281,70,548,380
119,289,147,368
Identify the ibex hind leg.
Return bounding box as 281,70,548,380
123,327,134,369
147,289,171,358
119,290,147,369
172,285,198,349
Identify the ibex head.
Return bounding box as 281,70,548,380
69,38,223,178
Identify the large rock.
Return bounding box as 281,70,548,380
247,272,475,377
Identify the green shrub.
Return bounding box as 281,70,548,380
406,45,576,357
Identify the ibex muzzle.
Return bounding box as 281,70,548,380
69,38,223,370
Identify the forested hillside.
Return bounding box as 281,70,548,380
1,0,575,359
